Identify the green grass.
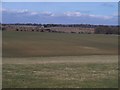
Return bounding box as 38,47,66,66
3,56,118,88
3,31,118,57
2,31,118,88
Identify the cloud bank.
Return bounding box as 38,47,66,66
2,8,118,25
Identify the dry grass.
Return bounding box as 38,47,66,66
2,31,118,88
3,55,118,64
3,55,118,88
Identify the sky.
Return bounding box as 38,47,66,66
1,2,118,25
2,0,119,2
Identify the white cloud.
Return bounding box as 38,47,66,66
16,9,29,13
2,8,39,16
64,11,82,17
2,8,114,20
87,14,112,20
0,8,9,13
102,16,113,19
41,11,55,16
63,11,113,20
113,12,118,17
30,12,38,15
2,8,56,16
2,8,117,25
0,8,6,12
2,8,29,14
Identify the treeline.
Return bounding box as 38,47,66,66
2,23,117,28
1,23,119,35
95,26,119,34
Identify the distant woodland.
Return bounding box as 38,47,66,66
1,23,119,35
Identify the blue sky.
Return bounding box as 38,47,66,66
2,0,119,2
2,2,118,25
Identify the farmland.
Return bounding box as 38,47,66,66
3,31,118,57
2,31,118,88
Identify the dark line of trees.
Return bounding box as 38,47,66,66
95,26,119,35
2,23,118,28
1,23,119,35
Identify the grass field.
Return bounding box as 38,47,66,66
3,31,118,57
2,31,118,88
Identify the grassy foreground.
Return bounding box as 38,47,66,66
3,55,118,88
2,31,118,88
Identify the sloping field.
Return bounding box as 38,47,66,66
2,31,118,88
3,31,118,57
